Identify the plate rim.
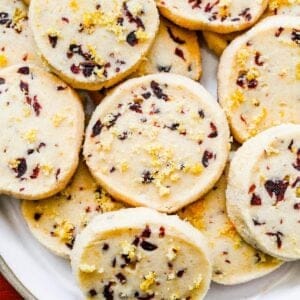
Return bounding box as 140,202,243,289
0,255,36,300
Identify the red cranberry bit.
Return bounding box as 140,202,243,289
165,123,179,131
141,92,151,99
17,66,30,75
0,12,9,25
250,193,262,206
291,29,300,44
61,17,69,23
123,3,145,29
117,131,128,140
55,168,61,181
202,150,213,168
174,48,185,61
204,1,219,13
102,243,109,251
176,269,185,277
254,52,264,66
248,184,256,194
208,122,218,138
20,80,29,95
239,8,252,21
103,281,114,300
167,27,185,44
129,102,143,113
70,64,80,74
126,31,138,46
0,77,5,84
140,240,158,251
266,231,283,249
252,218,266,226
57,85,67,91
292,149,300,171
91,120,103,137
13,158,27,178
188,0,202,9
115,273,127,284
141,225,151,238
150,80,169,101
159,226,165,238
48,35,58,48
264,179,289,205
30,165,40,179
34,212,42,221
33,95,42,116
275,27,284,37
157,65,171,73
198,110,205,118
88,289,97,297
294,203,300,210
292,177,300,188
141,170,154,184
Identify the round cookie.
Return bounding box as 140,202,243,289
84,74,230,213
0,0,42,68
0,64,84,200
71,207,212,300
218,16,300,143
134,18,202,80
156,0,269,33
227,124,300,261
29,0,159,90
179,167,283,285
21,161,125,258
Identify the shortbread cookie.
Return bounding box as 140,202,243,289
179,167,283,285
227,124,300,261
0,0,42,68
0,64,84,200
218,16,300,143
71,208,212,300
84,74,230,213
21,161,125,258
135,18,202,80
156,0,269,33
29,0,159,90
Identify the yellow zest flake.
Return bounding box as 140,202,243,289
218,0,231,18
119,161,129,173
0,54,7,67
248,108,267,137
268,0,293,10
12,8,27,31
69,0,79,11
229,89,245,109
23,107,31,117
23,129,38,144
120,241,137,261
156,181,171,197
190,163,204,176
296,187,300,198
296,63,300,80
87,45,104,65
53,220,75,243
265,145,280,156
236,48,250,67
189,274,203,291
52,114,66,127
41,164,54,176
166,246,180,261
140,272,157,292
246,68,260,81
170,173,180,182
47,28,61,38
251,98,260,107
170,294,180,300
135,28,149,42
8,159,20,169
79,264,96,273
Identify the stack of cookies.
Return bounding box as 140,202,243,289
0,0,299,299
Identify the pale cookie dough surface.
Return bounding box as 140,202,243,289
179,167,283,285
21,161,125,258
0,64,84,200
84,74,230,213
29,0,159,90
135,18,202,80
0,0,42,68
156,0,268,33
267,0,300,16
227,124,300,261
71,208,212,300
218,16,300,143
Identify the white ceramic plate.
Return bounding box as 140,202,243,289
1,46,300,300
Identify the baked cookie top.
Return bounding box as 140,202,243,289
179,167,283,285
29,0,159,90
156,0,269,33
84,74,229,212
0,0,42,68
0,64,84,200
227,124,300,261
71,208,212,300
218,16,300,142
22,161,125,258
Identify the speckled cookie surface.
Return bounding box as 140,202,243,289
21,161,125,258
135,18,202,80
71,208,212,300
156,0,269,33
179,167,283,285
0,64,84,200
29,0,159,90
267,0,300,16
227,124,300,261
84,74,230,213
0,0,42,68
218,16,300,143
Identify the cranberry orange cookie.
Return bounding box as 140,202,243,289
227,124,300,261
29,0,159,90
84,74,230,213
218,16,300,143
0,64,84,200
156,0,268,33
179,168,283,285
135,18,202,80
0,0,42,68
21,161,125,258
71,208,212,299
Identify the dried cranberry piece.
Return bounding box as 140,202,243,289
208,122,218,138
294,203,300,210
141,225,151,238
103,282,114,300
0,12,9,25
266,231,283,249
198,110,205,118
157,65,171,73
13,158,27,178
291,29,300,45
141,170,154,184
140,240,157,251
0,77,5,84
17,66,30,75
292,149,300,171
20,80,29,95
175,48,185,61
34,212,42,221
117,131,128,140
30,165,40,179
250,193,262,206
159,226,165,238
188,0,202,9
275,27,284,37
88,289,97,297
202,150,213,168
33,95,42,116
252,219,266,226
102,243,109,251
141,92,151,99
248,184,256,194
81,62,96,77
115,273,127,284
264,179,289,204
177,269,185,277
150,81,168,101
48,35,58,48
135,293,155,300
70,64,80,74
123,3,145,29
91,120,103,137
126,31,138,46
254,52,264,66
167,27,186,44
129,102,143,113
166,123,179,131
